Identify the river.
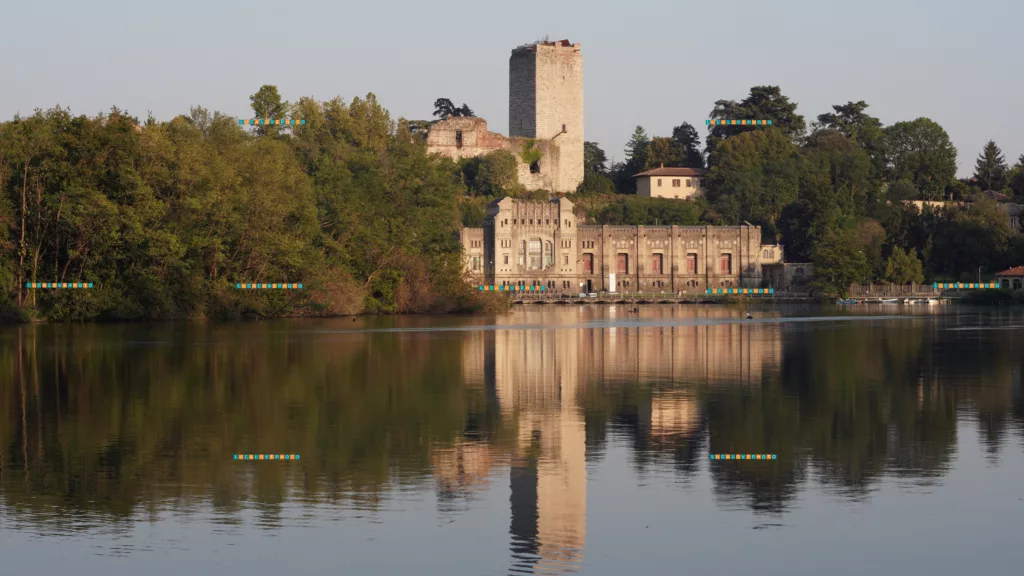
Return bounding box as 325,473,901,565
1,304,1023,575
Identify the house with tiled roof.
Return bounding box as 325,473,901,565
995,266,1024,291
634,165,708,200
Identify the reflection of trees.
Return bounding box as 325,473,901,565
0,322,512,529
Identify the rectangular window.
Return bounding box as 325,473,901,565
455,130,463,148
720,254,732,274
583,253,593,274
617,253,628,274
472,256,479,271
672,179,680,187
503,255,509,265
686,178,692,187
657,179,662,187
686,254,697,274
563,254,569,266
651,254,663,274
529,239,542,270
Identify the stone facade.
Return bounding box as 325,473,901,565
427,40,584,194
464,197,774,293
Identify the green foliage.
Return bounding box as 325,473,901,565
814,101,885,176
887,179,919,201
973,140,1009,191
707,86,806,159
883,118,957,199
575,170,617,196
671,122,704,168
884,246,924,285
518,139,542,167
0,90,493,321
808,229,871,298
584,141,608,174
462,150,522,197
706,129,801,239
249,85,290,137
645,137,684,169
432,98,474,120
594,196,706,225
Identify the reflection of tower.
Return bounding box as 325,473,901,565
491,326,586,573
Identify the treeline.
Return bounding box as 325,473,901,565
0,86,503,322
575,88,1024,296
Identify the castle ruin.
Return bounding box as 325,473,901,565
427,40,584,194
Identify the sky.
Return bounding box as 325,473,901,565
4,0,1022,177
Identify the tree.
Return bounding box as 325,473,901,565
624,126,650,168
884,246,924,285
707,86,806,160
671,122,704,168
809,230,871,298
575,171,616,196
644,137,684,169
432,98,474,120
462,151,522,197
706,129,801,239
249,85,289,136
813,101,884,176
887,179,918,201
883,118,957,200
584,141,608,174
972,140,1008,191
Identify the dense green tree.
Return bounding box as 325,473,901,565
973,140,1009,191
808,229,871,298
461,150,522,197
884,246,924,285
595,196,704,225
887,179,919,201
432,98,474,120
813,101,885,175
671,122,704,168
624,126,650,169
883,118,957,199
584,141,608,174
707,86,806,159
644,137,685,169
249,85,290,136
575,170,617,196
706,129,801,240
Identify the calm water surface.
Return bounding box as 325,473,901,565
2,305,1024,575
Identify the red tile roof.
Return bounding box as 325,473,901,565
633,167,708,178
995,266,1024,276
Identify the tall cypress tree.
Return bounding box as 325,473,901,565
973,140,1008,191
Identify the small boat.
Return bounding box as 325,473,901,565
836,299,860,305
922,298,939,305
879,298,899,304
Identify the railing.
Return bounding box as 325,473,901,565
849,284,941,297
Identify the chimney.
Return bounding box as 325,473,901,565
660,163,664,169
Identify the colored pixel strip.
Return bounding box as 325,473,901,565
234,454,300,460
706,288,774,295
933,283,997,289
706,119,773,126
710,454,777,460
235,283,303,289
479,285,547,292
239,119,306,126
26,282,93,289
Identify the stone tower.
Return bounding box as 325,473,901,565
509,40,584,194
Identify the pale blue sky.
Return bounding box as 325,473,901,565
4,0,1021,176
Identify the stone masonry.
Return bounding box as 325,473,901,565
427,40,584,194
464,198,772,293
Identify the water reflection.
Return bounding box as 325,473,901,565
1,306,1023,574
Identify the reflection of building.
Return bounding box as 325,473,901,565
453,308,784,571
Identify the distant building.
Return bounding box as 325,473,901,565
462,197,777,293
426,40,583,193
995,266,1024,291
763,263,814,291
634,166,708,200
